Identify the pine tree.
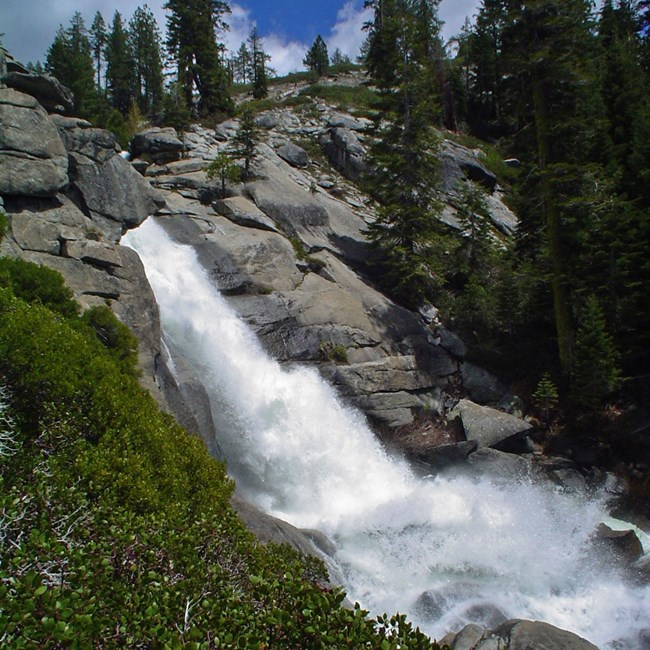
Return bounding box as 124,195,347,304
45,14,96,116
304,35,329,77
105,11,135,115
129,5,164,115
248,28,270,99
571,296,620,410
206,152,241,197
233,42,252,83
90,12,107,91
165,0,233,116
363,0,447,308
331,48,351,66
233,108,258,179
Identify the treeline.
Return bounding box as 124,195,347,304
362,0,650,416
33,2,276,141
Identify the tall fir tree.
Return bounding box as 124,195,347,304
248,27,270,99
45,13,96,116
105,11,135,116
90,11,107,92
303,35,329,77
363,0,447,308
129,5,164,115
164,0,233,116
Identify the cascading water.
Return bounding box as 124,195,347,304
124,218,649,649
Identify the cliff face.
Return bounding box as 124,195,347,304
0,70,519,447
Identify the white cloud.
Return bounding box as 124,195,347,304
223,3,306,76
327,1,372,61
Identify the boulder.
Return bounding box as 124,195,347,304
324,112,372,131
2,72,74,114
412,440,478,472
461,362,508,404
130,127,184,164
449,399,532,449
145,159,205,177
0,89,68,197
465,447,532,480
594,523,644,564
68,151,163,238
52,115,119,163
277,142,309,168
213,196,280,233
440,140,497,193
321,127,369,180
493,620,599,650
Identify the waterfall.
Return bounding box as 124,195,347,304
124,218,649,649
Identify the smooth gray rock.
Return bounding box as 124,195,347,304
277,142,309,168
321,127,369,180
465,447,532,480
414,440,479,472
440,140,497,193
213,196,279,232
449,399,532,449
452,624,487,650
130,127,184,163
0,89,68,196
2,71,74,114
145,158,206,177
493,619,599,650
52,115,120,163
324,112,372,131
69,151,163,235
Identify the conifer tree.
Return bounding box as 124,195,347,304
165,0,233,115
363,0,447,308
105,11,135,115
90,11,107,91
248,27,270,99
234,41,252,83
129,5,164,115
233,108,258,179
45,13,96,116
304,35,329,77
570,296,620,409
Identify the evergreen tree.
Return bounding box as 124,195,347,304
45,14,96,116
90,11,107,91
363,0,447,308
165,0,233,116
206,151,241,197
248,27,270,99
570,296,620,409
129,5,164,115
331,47,351,66
304,35,329,77
233,41,252,83
233,108,258,179
105,11,135,115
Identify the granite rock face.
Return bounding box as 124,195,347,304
0,89,69,197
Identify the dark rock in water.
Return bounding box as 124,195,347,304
594,523,644,564
493,619,599,650
463,603,508,630
277,142,309,168
414,440,478,472
465,447,532,480
3,71,74,114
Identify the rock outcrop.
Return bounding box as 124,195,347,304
440,619,600,650
0,89,69,197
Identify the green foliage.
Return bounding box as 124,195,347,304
570,296,621,410
0,261,445,648
233,108,259,179
304,35,329,78
80,305,139,377
206,151,242,197
318,342,349,365
299,83,380,114
0,208,7,243
533,372,559,424
0,257,79,318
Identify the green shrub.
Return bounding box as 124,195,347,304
0,257,79,318
318,342,348,364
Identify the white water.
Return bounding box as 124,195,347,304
124,219,649,649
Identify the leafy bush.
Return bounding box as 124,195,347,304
0,265,447,648
0,257,79,318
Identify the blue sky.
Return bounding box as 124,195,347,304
1,0,480,76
